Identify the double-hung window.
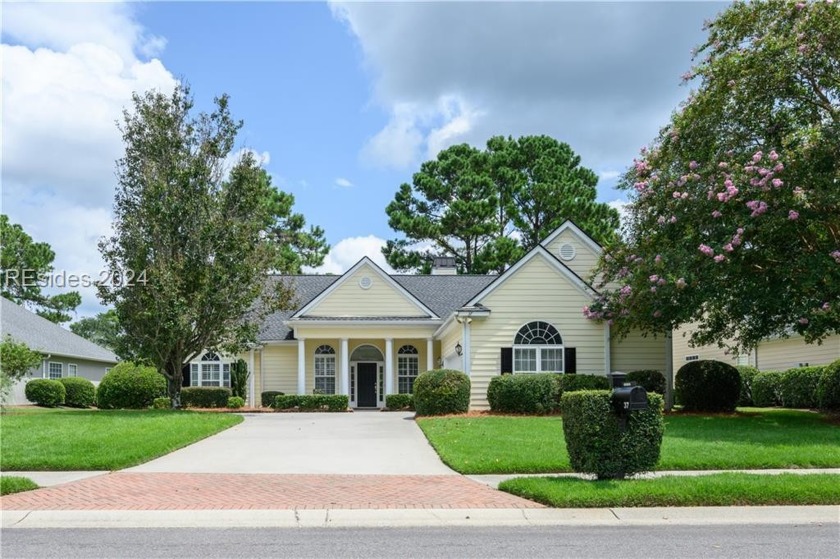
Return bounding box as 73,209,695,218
314,345,336,394
397,345,419,394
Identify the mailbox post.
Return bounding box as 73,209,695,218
608,372,648,431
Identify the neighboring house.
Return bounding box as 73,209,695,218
226,221,669,409
1,297,119,404
673,325,840,372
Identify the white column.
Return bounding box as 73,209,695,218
248,349,256,407
462,319,472,376
297,338,306,395
340,338,350,396
665,332,674,411
385,338,394,397
426,338,435,371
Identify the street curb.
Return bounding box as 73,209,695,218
3,506,837,529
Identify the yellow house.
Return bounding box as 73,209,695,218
187,221,670,409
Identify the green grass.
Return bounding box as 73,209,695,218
416,408,840,474
0,476,39,496
0,409,242,470
499,473,840,507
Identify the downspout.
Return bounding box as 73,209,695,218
248,348,256,407
604,322,611,374
462,318,472,376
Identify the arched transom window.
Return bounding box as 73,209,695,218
513,321,564,373
314,345,336,394
189,352,231,387
397,345,419,394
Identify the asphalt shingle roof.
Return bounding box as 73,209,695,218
0,298,119,363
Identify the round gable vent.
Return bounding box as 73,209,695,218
359,276,373,289
559,243,576,261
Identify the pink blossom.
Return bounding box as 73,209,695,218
673,192,682,199
758,167,769,176
724,243,734,252
653,310,662,318
655,254,662,263
798,44,807,53
773,163,784,172
752,151,763,163
822,302,831,311
796,2,806,9
772,178,784,188
717,192,727,202
649,274,660,283
798,317,809,325
620,285,633,296
769,150,779,160
699,244,714,257
634,159,650,173
681,192,689,200
789,210,799,220
658,278,666,286
669,216,677,224
746,200,768,217
676,278,687,289
650,286,657,293
793,187,805,197
714,254,727,263
657,216,666,225
712,210,723,218
718,161,729,169
831,250,840,264
689,161,699,170
727,80,736,88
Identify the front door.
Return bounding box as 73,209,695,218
357,363,377,407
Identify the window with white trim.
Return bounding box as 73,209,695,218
190,352,231,387
68,364,78,377
513,321,564,373
48,362,63,379
397,345,419,394
314,345,336,394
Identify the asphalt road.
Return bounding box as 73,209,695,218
2,524,838,559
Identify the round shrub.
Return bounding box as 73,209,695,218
96,362,167,409
817,359,840,411
413,369,471,416
779,366,824,409
736,365,760,406
180,387,231,408
751,371,783,407
57,377,95,408
675,360,741,412
25,379,65,407
385,393,414,411
627,370,666,394
227,396,245,409
487,373,561,414
261,391,284,408
152,397,170,409
561,390,664,479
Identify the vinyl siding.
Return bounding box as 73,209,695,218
260,344,298,395
305,263,429,317
672,325,743,367
542,229,600,283
756,334,840,371
469,253,605,409
611,330,668,374
439,320,463,370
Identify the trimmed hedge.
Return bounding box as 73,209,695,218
561,390,664,479
385,394,415,411
57,377,96,408
627,370,666,394
752,371,783,407
25,379,65,407
413,369,471,416
675,360,741,412
274,394,348,411
96,362,167,409
817,359,840,411
152,397,170,409
227,396,245,409
736,365,760,406
558,374,610,393
779,366,824,409
487,373,560,414
181,387,231,408
261,391,284,408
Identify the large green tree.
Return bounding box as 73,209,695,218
384,136,619,273
0,336,43,404
588,0,840,351
99,84,294,407
0,215,81,323
69,309,122,352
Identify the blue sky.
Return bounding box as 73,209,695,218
2,1,726,318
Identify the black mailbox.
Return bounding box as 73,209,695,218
608,371,648,413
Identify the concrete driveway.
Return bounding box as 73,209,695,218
126,411,454,475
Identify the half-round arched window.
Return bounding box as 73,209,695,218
513,321,564,373
397,345,419,394
314,345,336,394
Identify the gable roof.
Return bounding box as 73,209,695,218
291,257,440,319
0,298,119,363
539,219,604,255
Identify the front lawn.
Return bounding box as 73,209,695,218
0,476,39,496
499,473,840,507
417,409,840,474
0,409,242,470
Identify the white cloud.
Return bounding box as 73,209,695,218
335,177,354,188
307,235,394,275
361,103,425,169
607,199,632,231
599,170,622,181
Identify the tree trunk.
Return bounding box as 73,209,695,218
166,359,184,409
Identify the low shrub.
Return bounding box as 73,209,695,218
413,369,471,416
385,394,414,411
487,373,561,414
558,374,610,393
675,360,741,412
751,371,783,407
561,390,664,479
57,377,95,408
180,387,231,408
261,391,284,408
152,397,170,409
227,396,245,409
96,362,167,409
817,359,840,411
274,394,348,412
779,366,824,409
25,379,65,407
626,370,666,394
736,365,760,406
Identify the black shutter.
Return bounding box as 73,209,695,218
564,347,577,374
500,347,513,374
181,364,191,387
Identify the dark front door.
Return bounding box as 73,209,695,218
357,363,378,407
